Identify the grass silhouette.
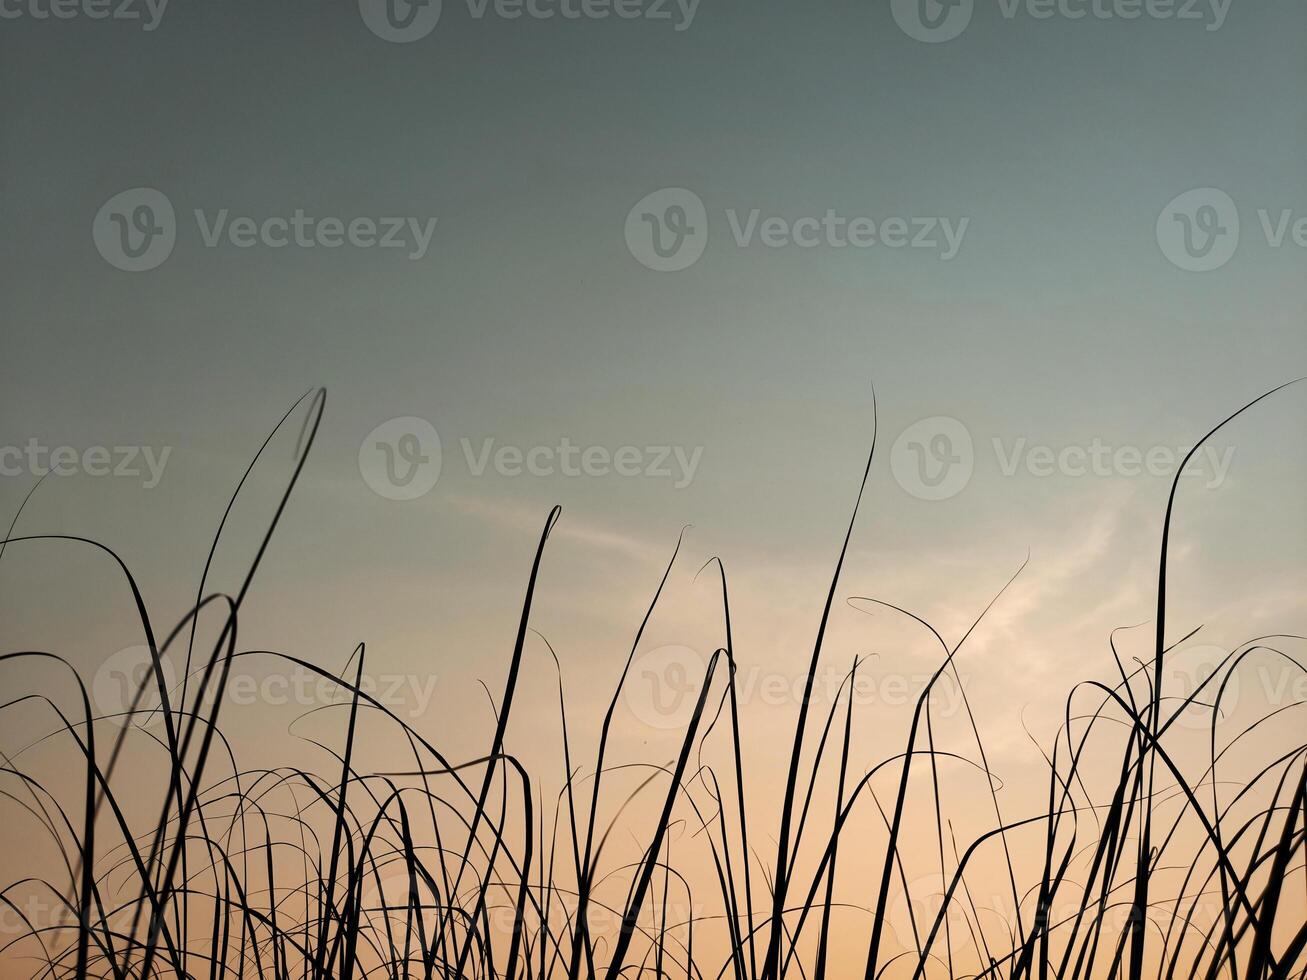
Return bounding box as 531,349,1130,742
0,387,1303,980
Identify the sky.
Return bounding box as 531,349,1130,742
0,0,1305,975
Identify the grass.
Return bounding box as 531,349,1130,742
0,386,1304,980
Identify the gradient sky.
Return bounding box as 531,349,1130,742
1,1,1304,974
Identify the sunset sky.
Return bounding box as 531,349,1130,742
1,1,1304,975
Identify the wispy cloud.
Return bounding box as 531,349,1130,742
448,493,670,565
